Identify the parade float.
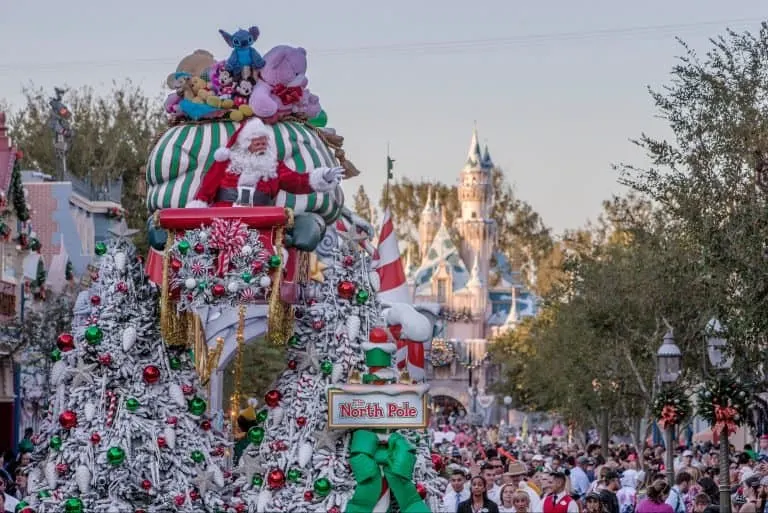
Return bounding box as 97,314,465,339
137,24,445,512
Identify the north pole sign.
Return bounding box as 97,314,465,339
327,384,430,429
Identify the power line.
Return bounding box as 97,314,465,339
0,17,763,73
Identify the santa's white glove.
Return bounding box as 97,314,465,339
322,167,344,186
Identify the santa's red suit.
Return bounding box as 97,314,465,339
186,118,340,208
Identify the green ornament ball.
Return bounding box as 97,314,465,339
94,242,107,256
51,348,62,361
288,335,300,347
178,240,191,254
287,468,301,482
268,254,282,268
241,271,252,283
106,446,126,466
125,398,140,412
188,396,207,416
38,489,51,499
49,435,62,450
198,281,207,291
84,325,103,344
314,477,332,497
308,110,328,128
15,500,29,510
64,497,84,513
169,356,181,370
247,426,265,445
190,450,205,463
320,360,333,375
251,474,264,487
355,289,370,304
256,410,269,423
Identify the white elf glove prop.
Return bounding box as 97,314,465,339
186,199,209,208
309,166,344,192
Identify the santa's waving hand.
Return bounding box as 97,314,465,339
186,118,342,208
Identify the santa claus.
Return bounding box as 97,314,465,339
186,118,343,208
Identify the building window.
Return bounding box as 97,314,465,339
471,211,477,218
437,279,447,303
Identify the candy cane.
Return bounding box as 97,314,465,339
106,391,117,427
373,476,390,513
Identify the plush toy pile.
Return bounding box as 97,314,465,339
164,27,325,125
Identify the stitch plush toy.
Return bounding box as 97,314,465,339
219,26,265,80
249,45,322,120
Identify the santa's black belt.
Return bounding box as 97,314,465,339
216,187,273,206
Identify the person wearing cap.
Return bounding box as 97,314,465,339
584,492,603,513
543,470,579,513
570,456,591,500
502,461,542,512
443,469,470,513
599,470,621,513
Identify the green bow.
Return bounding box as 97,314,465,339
346,430,431,513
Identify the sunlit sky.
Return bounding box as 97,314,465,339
0,1,765,233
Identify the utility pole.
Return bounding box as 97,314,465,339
48,87,74,181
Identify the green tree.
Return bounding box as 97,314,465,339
7,82,165,253
618,22,768,371
353,185,377,225
223,338,287,408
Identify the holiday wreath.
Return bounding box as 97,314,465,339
651,386,691,429
429,339,455,368
696,376,752,434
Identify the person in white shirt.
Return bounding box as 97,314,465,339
542,471,579,513
443,469,470,513
502,461,543,513
0,478,17,513
482,463,502,505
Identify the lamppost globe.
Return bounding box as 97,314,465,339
706,318,733,370
503,396,513,406
657,330,682,384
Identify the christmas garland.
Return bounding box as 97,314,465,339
430,339,455,367
652,386,691,429
696,376,751,435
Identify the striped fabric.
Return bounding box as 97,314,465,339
145,120,343,223
375,209,410,304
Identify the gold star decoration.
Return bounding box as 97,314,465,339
66,358,98,389
308,253,328,282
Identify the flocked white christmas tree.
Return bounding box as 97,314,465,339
24,236,231,513
231,228,444,513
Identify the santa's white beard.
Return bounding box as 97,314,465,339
227,145,278,186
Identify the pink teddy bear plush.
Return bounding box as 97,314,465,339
249,45,322,120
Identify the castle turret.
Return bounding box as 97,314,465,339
417,185,441,262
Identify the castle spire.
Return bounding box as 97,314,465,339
466,124,482,166
467,253,482,288
482,144,493,168
421,185,434,214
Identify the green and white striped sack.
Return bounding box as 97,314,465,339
145,120,344,224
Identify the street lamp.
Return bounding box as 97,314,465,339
468,386,479,425
657,330,682,485
503,395,512,428
706,318,733,513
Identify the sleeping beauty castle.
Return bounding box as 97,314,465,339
377,127,538,425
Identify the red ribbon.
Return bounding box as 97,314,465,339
713,404,738,435
658,404,679,429
208,218,249,277
272,84,303,105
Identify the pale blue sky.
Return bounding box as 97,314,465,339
0,1,765,233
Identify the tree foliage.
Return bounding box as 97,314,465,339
6,82,165,252
352,185,377,225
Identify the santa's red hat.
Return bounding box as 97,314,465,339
213,118,274,163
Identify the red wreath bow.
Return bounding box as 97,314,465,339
272,84,303,105
209,218,249,277
713,404,739,435
658,404,679,429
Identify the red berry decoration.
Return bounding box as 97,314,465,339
296,416,307,427
416,482,427,499
194,243,205,254
212,283,226,296
90,295,101,306
157,436,167,448
337,280,356,299
267,468,286,489
141,479,152,490
142,365,161,384
190,490,200,501
90,432,101,444
252,260,264,273
167,416,178,425
174,495,185,506
304,491,314,502
235,504,246,513
170,258,182,272
182,384,193,395
312,319,324,330
329,507,342,513
56,333,75,352
287,359,297,370
56,463,68,475
200,420,212,431
116,281,128,293
343,255,354,266
265,389,282,408
98,353,112,366
59,410,77,429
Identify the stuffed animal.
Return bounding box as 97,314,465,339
219,26,265,80
249,45,320,120
297,88,322,118
166,50,215,88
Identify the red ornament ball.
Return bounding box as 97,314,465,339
431,453,444,472
90,432,101,444
98,353,112,366
212,283,226,297
59,410,77,429
235,504,246,513
141,479,152,490
312,319,325,330
369,327,389,343
200,420,212,431
252,261,264,273
304,491,314,502
343,255,354,266
116,281,128,293
265,389,282,408
267,469,286,489
296,416,307,427
328,507,342,513
337,280,356,299
56,333,75,352
194,243,205,254
189,490,200,501
55,463,68,475
142,365,161,384
181,384,194,395
90,295,101,306
166,416,178,425
157,436,167,448
287,359,297,370
174,495,185,506
170,258,182,272
416,482,427,499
